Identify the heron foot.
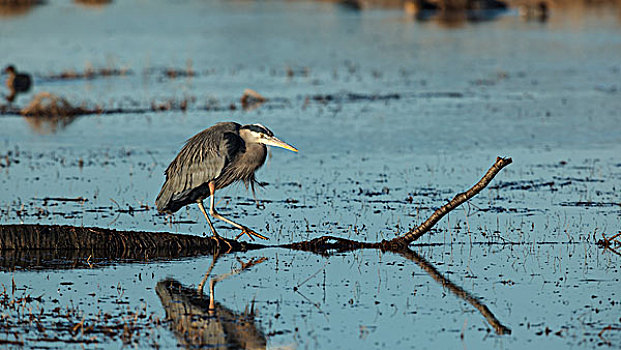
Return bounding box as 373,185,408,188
234,226,269,241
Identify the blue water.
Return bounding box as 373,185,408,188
1,0,620,348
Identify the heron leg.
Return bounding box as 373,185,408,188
197,200,218,237
198,200,233,252
208,182,268,241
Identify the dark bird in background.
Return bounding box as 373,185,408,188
4,65,32,102
156,122,298,241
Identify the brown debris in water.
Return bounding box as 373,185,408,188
20,92,87,117
241,88,267,110
0,281,162,347
151,96,195,112
163,59,196,79
46,66,130,80
74,0,112,5
18,92,88,133
0,0,42,18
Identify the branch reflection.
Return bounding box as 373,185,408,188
398,248,511,335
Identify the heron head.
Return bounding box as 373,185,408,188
240,124,298,152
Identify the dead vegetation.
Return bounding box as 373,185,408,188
20,92,88,117
240,88,267,111
0,88,470,118
15,92,89,133
44,66,130,81
0,2,39,17
74,0,112,5
0,282,162,347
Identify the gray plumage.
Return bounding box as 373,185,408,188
156,122,262,212
155,121,297,240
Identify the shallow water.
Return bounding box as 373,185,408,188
1,0,620,349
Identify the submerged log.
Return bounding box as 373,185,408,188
0,224,263,270
0,224,258,254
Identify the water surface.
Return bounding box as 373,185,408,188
1,0,620,348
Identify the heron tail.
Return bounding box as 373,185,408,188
155,180,177,213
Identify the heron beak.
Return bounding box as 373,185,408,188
262,136,298,153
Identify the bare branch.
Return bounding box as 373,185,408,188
385,157,512,250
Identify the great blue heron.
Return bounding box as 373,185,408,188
156,122,298,241
4,65,32,102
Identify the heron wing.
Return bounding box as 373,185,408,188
156,122,244,212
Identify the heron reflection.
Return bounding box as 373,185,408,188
156,256,268,349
